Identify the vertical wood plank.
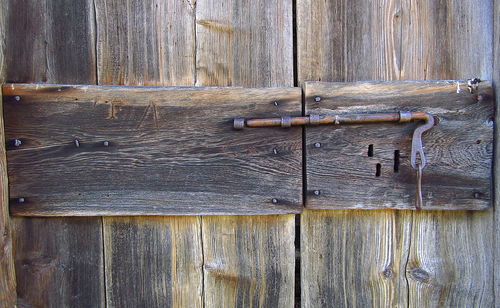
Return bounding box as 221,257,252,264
494,0,500,305
196,0,294,87
401,1,494,306
0,88,16,306
3,0,105,307
103,217,203,308
94,1,203,307
297,0,495,306
202,215,295,307
0,2,16,305
196,0,296,306
298,0,410,306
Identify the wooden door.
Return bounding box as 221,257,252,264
0,0,498,307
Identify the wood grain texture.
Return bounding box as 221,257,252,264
95,1,204,307
401,1,495,306
494,0,500,304
104,217,203,308
0,88,16,307
196,0,294,87
2,1,105,307
298,0,495,306
4,84,302,216
95,0,195,86
196,0,297,306
202,215,295,307
305,81,494,211
14,218,104,307
4,0,96,84
301,210,411,307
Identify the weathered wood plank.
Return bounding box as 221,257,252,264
0,88,16,307
3,0,105,307
202,215,295,307
301,210,411,307
196,0,297,306
4,0,96,84
96,0,195,86
14,218,104,307
4,84,302,216
95,1,204,307
298,0,495,306
305,80,494,211
494,0,500,305
196,0,294,87
104,217,203,308
401,1,494,306
297,0,411,306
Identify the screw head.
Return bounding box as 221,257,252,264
13,139,22,147
314,142,321,148
313,190,321,196
272,198,278,204
14,96,20,101
314,96,321,102
18,197,25,203
103,141,109,147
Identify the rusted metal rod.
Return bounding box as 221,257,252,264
234,111,434,167
234,111,431,129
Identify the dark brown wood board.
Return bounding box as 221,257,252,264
3,84,302,216
305,80,494,211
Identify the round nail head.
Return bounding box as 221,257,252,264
14,96,21,101
272,198,278,204
314,96,321,102
314,142,321,148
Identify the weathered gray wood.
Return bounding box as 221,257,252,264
298,0,495,306
196,0,297,306
202,215,295,307
0,88,16,307
3,1,105,307
495,0,500,304
305,80,494,211
14,218,104,307
95,0,195,86
4,84,302,216
196,0,294,87
94,1,204,307
104,217,203,308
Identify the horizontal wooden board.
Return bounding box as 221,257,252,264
305,80,494,210
3,84,303,216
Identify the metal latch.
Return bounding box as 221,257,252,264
234,111,435,209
